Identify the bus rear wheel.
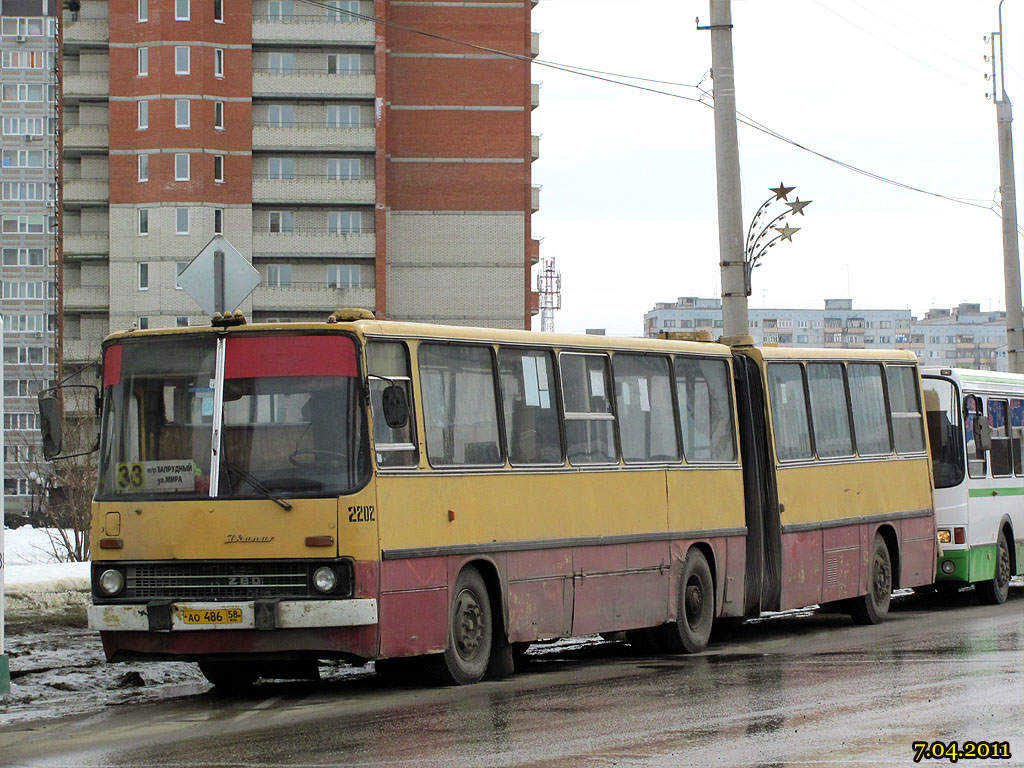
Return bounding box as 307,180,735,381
659,548,715,654
976,531,1011,606
850,535,892,625
427,565,493,685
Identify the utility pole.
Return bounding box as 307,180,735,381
704,0,748,339
990,1,1023,373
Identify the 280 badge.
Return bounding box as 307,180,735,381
912,741,1012,763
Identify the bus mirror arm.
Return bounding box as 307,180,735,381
367,375,410,429
975,416,993,453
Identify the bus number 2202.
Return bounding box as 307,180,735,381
348,505,375,522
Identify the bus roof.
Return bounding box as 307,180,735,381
922,367,1024,390
750,346,920,363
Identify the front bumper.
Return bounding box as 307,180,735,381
88,599,378,632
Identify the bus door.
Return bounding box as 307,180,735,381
732,353,783,615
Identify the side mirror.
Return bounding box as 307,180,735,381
381,384,409,429
38,393,63,460
975,415,992,453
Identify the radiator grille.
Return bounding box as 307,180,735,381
125,562,312,600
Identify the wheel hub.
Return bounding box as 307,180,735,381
454,589,483,659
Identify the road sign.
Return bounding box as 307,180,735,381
177,235,261,316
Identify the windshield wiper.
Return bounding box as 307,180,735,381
220,459,293,511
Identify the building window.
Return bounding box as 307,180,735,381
138,208,149,235
176,207,189,234
176,316,189,327
138,47,148,76
138,316,149,330
214,101,225,129
327,0,360,22
175,0,189,20
213,154,224,182
268,0,294,21
174,153,190,181
326,105,359,127
269,211,294,233
328,264,359,288
214,0,224,22
138,154,148,181
138,100,148,129
214,48,224,77
328,210,360,233
175,46,190,74
138,0,148,22
267,157,294,179
268,52,296,74
175,99,190,128
266,264,292,287
214,208,224,234
327,53,361,75
138,262,149,290
176,261,188,289
327,157,359,180
267,104,294,127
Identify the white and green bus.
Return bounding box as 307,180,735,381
922,368,1024,603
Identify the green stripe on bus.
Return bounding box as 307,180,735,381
968,487,1024,497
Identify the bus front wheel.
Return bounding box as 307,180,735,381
976,531,1011,606
428,565,493,685
660,548,715,654
850,535,892,625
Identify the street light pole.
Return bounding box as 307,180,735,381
991,0,1024,373
705,0,748,339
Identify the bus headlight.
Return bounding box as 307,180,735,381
98,568,125,596
937,529,951,544
941,560,956,575
313,566,338,594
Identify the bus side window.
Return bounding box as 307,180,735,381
613,353,678,463
849,363,892,456
674,357,735,462
560,352,617,464
1011,398,1024,475
497,347,563,465
806,362,853,458
885,365,925,454
766,362,813,462
367,340,418,468
418,343,502,467
988,398,1012,477
964,394,987,478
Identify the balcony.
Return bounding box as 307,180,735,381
531,82,540,110
251,283,375,312
253,15,374,46
62,337,102,365
531,185,540,212
531,134,540,161
63,177,109,205
63,231,109,256
64,71,108,100
527,237,540,266
252,122,374,152
63,17,108,46
531,31,540,58
63,123,109,152
64,285,109,311
252,176,376,205
252,70,375,99
252,228,376,257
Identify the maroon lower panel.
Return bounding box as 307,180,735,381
822,524,861,604
378,588,448,658
781,531,823,610
899,515,937,588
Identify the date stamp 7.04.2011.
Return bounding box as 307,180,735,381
912,741,1012,763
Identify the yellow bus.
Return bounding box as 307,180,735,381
41,312,936,686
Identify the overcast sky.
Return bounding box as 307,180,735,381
530,0,1024,335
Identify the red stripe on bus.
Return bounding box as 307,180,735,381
224,336,357,379
103,344,123,387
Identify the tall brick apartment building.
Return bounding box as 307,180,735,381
61,0,541,367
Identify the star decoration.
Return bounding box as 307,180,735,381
785,197,812,216
769,183,795,201
774,224,800,241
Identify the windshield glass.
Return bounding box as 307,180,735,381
98,333,369,500
922,376,964,489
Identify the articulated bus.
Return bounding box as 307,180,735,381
46,311,936,686
921,368,1024,603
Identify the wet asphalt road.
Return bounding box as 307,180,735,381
2,587,1022,768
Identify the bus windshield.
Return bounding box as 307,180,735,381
98,333,369,499
922,376,964,489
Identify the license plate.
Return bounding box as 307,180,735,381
180,607,244,625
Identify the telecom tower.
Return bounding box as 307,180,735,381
536,257,561,333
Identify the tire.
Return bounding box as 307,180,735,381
198,661,260,689
426,565,493,685
659,548,715,654
976,531,1011,606
850,534,893,625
